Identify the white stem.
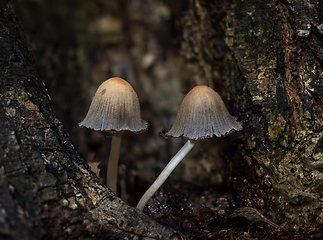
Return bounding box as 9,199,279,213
107,132,122,193
137,140,195,211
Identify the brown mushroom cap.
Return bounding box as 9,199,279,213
164,85,242,140
78,77,147,133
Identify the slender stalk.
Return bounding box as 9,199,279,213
137,140,195,211
107,131,122,193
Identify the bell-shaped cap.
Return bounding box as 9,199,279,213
164,85,242,140
78,77,148,133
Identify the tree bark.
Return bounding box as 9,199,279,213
0,1,180,239
3,0,323,237
181,0,323,229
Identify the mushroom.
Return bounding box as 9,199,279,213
136,85,242,211
78,77,147,193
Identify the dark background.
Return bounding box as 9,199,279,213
12,0,236,206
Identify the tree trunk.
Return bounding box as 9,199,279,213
3,0,323,237
181,0,323,229
0,1,180,239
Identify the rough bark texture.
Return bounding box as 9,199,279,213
181,0,323,229
0,1,180,239
3,0,323,237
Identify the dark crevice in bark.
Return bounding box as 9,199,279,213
0,1,181,239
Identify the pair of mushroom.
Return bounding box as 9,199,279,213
78,77,242,211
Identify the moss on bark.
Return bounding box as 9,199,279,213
180,0,323,229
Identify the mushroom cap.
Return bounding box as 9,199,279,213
78,77,147,133
164,85,243,140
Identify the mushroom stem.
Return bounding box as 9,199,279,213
136,140,195,211
106,131,122,193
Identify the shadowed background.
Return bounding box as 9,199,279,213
7,0,323,237
12,0,238,206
